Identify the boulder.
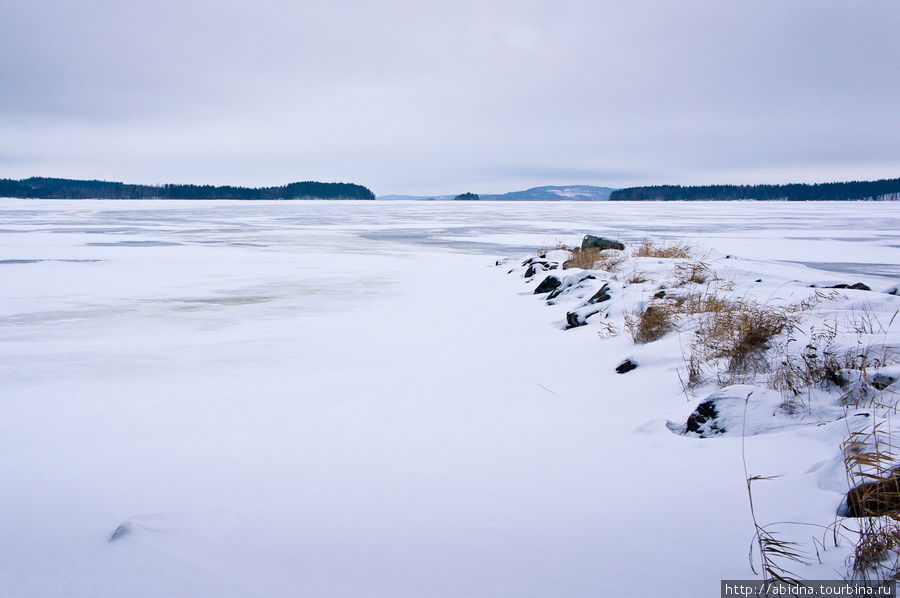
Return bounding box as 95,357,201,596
524,263,542,278
685,400,723,436
669,386,778,438
811,282,872,291
566,312,585,329
841,475,900,518
588,283,612,304
581,235,625,252
831,282,871,291
615,359,638,374
534,275,562,294
565,308,600,329
546,274,595,300
871,373,897,391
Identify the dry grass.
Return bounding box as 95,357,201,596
565,237,900,579
770,331,896,407
814,308,899,580
626,289,796,359
562,247,603,269
842,421,900,580
536,241,568,255
561,246,626,271
853,521,900,578
625,268,649,284
633,238,691,259
595,321,619,338
767,303,899,412
679,351,705,392
743,394,810,585
625,300,680,343
680,292,730,315
609,242,900,581
641,288,807,391
674,259,712,285
694,299,795,380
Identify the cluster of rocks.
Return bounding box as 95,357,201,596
506,234,640,373
518,236,624,331
521,255,558,280
809,281,872,291
508,235,900,524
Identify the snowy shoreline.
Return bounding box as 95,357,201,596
503,235,900,582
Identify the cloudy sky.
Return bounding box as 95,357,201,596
1,0,898,195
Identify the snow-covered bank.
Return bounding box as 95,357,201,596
1,200,899,596
505,235,900,582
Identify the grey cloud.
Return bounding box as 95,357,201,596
0,0,897,194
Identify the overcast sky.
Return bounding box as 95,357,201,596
1,0,898,195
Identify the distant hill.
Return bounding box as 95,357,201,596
378,185,614,201
0,177,375,200
481,185,614,201
610,178,900,201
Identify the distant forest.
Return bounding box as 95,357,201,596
609,178,900,201
0,177,375,200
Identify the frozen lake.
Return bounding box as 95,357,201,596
1,200,899,597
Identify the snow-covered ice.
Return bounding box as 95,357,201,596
1,199,899,597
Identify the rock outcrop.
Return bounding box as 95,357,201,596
581,235,625,252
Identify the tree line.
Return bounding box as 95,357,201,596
609,178,900,201
0,177,376,200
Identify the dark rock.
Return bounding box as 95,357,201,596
581,234,625,252
888,287,899,296
871,374,897,391
685,400,724,435
842,474,900,517
566,312,586,329
825,367,848,389
755,279,762,283
589,283,612,304
565,308,600,329
653,290,666,299
615,359,638,374
828,282,871,291
544,274,598,300
523,257,558,278
534,275,562,294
